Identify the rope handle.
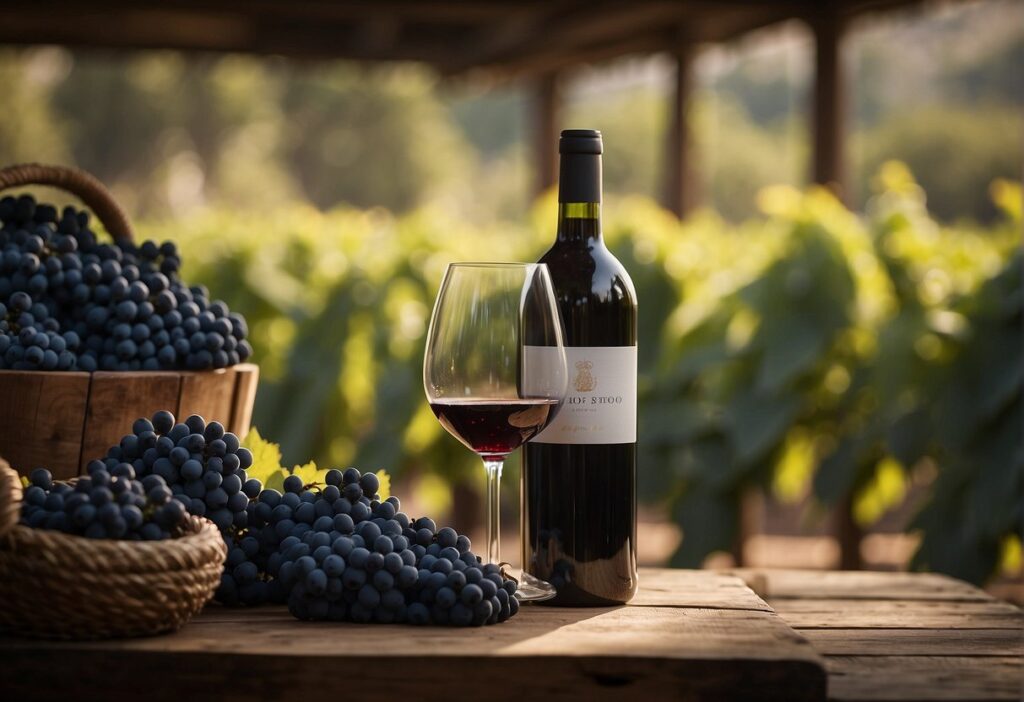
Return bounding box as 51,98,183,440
0,163,134,242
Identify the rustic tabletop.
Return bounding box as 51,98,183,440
1,568,1020,701
734,568,1024,702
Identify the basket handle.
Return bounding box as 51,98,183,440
0,459,22,539
0,163,134,243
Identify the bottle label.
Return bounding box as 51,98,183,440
523,345,637,445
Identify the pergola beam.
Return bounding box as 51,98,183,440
0,1,928,76
441,1,687,75
0,8,462,63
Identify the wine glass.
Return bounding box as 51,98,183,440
424,262,567,601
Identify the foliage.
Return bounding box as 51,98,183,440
243,427,389,499
909,245,1022,582
148,164,1020,584
852,106,1022,223
0,49,472,215
640,164,1020,581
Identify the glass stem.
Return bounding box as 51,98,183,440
482,458,503,565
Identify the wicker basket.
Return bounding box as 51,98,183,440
0,163,258,480
0,457,227,639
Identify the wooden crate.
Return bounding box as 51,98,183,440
0,363,258,479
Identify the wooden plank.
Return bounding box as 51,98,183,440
228,363,259,437
177,367,236,427
801,629,1024,657
0,570,827,702
80,372,182,469
0,370,90,479
771,599,1023,630
632,568,772,611
732,569,996,603
824,655,1024,701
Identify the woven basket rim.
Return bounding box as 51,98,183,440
1,516,225,571
0,461,226,571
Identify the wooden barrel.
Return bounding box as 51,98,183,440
0,163,260,479
0,364,258,479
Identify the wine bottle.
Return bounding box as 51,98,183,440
522,129,638,606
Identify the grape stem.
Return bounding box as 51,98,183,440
499,563,518,585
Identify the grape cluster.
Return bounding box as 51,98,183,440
214,469,380,606
19,465,188,540
21,405,523,626
107,410,256,534
0,193,252,371
226,467,519,626
403,522,519,626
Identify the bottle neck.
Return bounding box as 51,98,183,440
556,148,602,245
556,202,602,244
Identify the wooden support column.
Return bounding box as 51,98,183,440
835,493,863,570
810,11,847,200
533,71,560,197
733,489,764,568
812,9,860,569
664,38,696,218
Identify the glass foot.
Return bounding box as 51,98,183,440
514,570,557,602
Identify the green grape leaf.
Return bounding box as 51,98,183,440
242,426,284,487
262,469,287,494
887,409,931,467
727,390,800,465
755,316,825,393
291,461,329,488
377,470,391,500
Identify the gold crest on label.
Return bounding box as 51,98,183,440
574,360,596,392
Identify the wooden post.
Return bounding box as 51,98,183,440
810,11,846,199
733,489,764,568
533,71,560,197
811,9,859,569
835,493,863,570
664,38,696,218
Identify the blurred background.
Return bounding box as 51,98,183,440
1,0,1020,598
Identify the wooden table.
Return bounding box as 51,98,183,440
734,569,1024,701
1,568,1020,701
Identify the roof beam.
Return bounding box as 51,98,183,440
442,1,689,74
0,0,937,71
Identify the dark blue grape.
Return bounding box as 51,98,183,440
359,472,380,495
282,474,303,494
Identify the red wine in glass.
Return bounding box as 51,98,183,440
429,398,559,461
423,262,567,600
